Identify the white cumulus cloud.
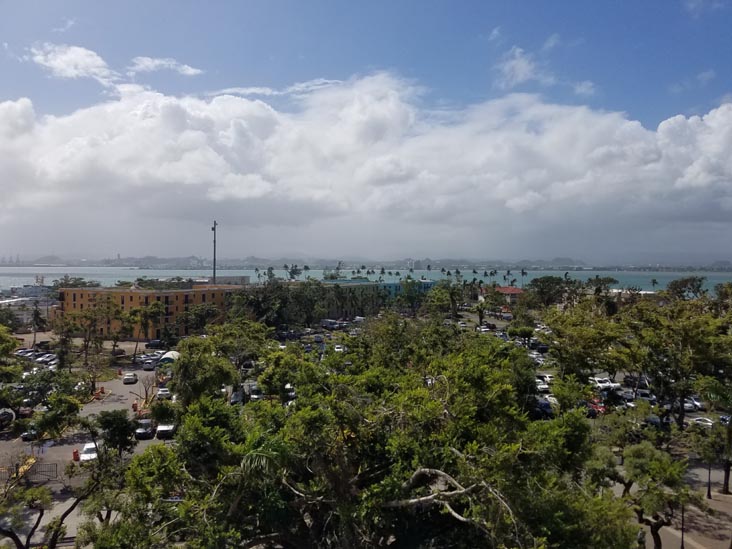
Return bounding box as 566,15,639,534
29,42,118,86
3,71,732,261
127,56,203,76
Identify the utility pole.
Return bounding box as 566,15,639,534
211,220,218,284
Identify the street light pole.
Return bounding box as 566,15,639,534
211,220,218,284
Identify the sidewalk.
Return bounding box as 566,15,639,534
651,491,732,548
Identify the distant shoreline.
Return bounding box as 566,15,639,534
1,264,731,273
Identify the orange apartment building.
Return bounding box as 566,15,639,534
55,285,241,340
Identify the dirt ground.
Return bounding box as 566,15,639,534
15,331,147,355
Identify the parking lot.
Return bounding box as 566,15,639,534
0,361,173,544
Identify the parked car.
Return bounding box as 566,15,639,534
530,398,554,420
334,344,345,353
636,389,657,406
122,372,138,385
142,359,157,371
21,427,39,441
0,409,14,429
591,377,621,391
79,442,98,461
623,375,651,390
230,391,244,405
643,415,671,431
535,379,550,394
671,400,695,412
145,339,165,350
156,424,176,439
688,395,706,411
536,374,554,385
248,384,264,402
134,419,154,439
156,388,172,400
689,417,715,428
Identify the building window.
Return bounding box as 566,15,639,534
202,294,206,303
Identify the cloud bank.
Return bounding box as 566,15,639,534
2,65,732,261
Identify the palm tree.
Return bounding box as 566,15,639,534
441,267,446,274
651,278,659,290
427,264,431,271
520,269,528,288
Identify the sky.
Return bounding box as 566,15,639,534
1,1,732,264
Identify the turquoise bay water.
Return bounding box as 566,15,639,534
2,266,732,292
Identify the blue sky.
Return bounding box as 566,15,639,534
1,1,732,263
3,1,729,125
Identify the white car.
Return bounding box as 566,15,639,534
334,344,345,353
535,379,550,393
688,396,706,411
156,424,176,439
690,417,715,428
122,372,138,385
591,377,620,391
156,388,172,400
79,442,98,461
536,374,554,385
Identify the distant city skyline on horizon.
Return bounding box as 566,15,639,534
1,252,732,270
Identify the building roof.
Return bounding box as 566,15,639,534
495,286,524,295
58,285,242,293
